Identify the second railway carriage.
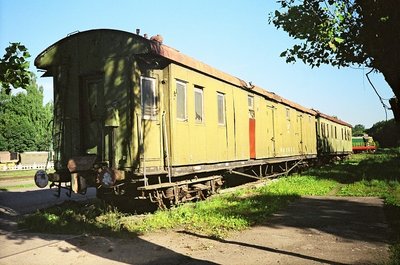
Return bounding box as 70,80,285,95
34,29,350,207
314,111,353,156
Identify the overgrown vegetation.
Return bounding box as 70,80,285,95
20,151,400,262
0,42,31,94
269,0,400,121
366,119,400,148
0,76,53,152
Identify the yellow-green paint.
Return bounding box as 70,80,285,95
316,116,352,154
168,63,255,166
35,29,351,179
166,63,318,167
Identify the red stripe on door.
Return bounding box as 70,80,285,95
249,118,256,159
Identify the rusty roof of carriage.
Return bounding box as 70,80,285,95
148,37,318,116
149,34,351,126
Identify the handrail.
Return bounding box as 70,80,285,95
136,113,148,186
162,111,172,183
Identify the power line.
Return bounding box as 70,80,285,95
365,68,390,121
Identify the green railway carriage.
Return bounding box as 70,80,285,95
315,111,353,156
34,29,350,207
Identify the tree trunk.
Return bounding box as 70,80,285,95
358,0,400,121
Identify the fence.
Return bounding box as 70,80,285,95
0,162,54,171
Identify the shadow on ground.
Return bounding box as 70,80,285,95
2,231,217,264
0,188,216,264
1,152,397,264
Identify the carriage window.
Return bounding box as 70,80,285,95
326,123,330,138
87,81,99,119
176,80,187,121
217,92,225,125
248,95,254,110
194,86,203,123
286,108,290,120
334,126,337,139
140,76,157,120
248,95,255,118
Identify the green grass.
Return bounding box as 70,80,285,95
259,175,338,196
20,151,400,262
0,170,38,190
304,151,400,264
19,200,131,237
0,170,38,178
0,183,37,190
0,169,55,179
0,169,54,190
20,190,298,238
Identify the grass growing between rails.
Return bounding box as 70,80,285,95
20,151,400,260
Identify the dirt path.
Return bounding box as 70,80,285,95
142,196,390,265
0,196,391,264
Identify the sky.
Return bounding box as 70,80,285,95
0,0,394,128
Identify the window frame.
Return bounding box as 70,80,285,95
326,123,330,138
248,95,254,110
248,95,255,119
176,80,187,121
194,86,204,123
140,76,157,120
217,92,225,126
285,107,290,121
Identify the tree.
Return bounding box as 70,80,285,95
0,76,52,152
366,119,400,148
270,0,400,121
0,42,31,94
352,124,365,136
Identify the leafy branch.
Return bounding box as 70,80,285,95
0,42,32,94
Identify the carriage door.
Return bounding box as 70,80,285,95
267,105,276,157
140,76,162,168
248,96,256,159
297,114,304,154
79,75,105,161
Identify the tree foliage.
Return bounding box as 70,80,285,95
0,43,32,94
0,76,53,152
271,0,365,68
366,119,400,148
270,0,400,120
352,124,365,136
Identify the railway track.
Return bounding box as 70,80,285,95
0,175,33,182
